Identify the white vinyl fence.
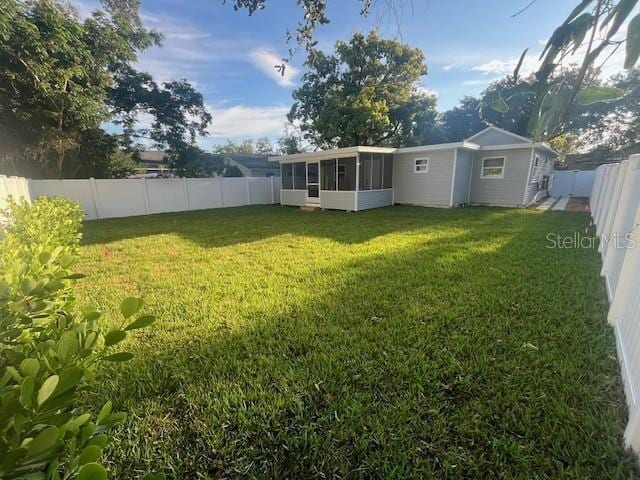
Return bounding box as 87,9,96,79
589,154,640,452
550,169,595,197
1,175,281,220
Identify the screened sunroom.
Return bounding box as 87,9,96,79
277,147,395,211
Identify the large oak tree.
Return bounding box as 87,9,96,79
288,32,438,148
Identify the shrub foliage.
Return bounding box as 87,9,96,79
0,198,159,479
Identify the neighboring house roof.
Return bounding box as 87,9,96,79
270,127,556,162
224,153,279,170
139,150,167,162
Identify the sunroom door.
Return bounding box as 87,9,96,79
306,162,319,204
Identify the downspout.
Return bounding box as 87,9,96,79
523,148,536,207
450,148,458,207
355,152,359,212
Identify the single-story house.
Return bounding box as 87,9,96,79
137,150,174,177
270,127,557,211
223,153,281,177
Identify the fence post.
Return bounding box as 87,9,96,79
141,178,150,215
270,175,275,204
182,177,191,210
89,178,101,220
246,176,251,205
219,177,225,207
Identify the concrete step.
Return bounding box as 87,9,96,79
300,205,320,212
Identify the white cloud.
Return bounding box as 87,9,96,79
249,49,299,87
472,21,630,82
472,53,539,77
207,105,290,138
442,64,455,71
134,13,241,85
416,85,438,97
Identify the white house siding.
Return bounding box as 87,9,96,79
469,148,532,207
452,149,473,205
320,191,356,211
524,148,555,205
357,190,393,210
281,189,306,206
392,149,455,207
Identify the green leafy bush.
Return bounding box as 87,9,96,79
0,197,161,479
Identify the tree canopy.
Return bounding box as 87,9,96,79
289,32,438,148
0,0,211,178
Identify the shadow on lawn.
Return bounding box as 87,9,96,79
81,204,530,249
96,207,638,479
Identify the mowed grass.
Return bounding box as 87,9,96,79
76,205,638,479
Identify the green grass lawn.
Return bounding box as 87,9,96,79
76,205,638,479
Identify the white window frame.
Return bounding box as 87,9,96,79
481,156,505,179
414,157,429,173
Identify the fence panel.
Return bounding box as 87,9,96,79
221,177,249,207
146,179,188,214
550,170,595,197
28,179,98,219
249,177,272,204
21,176,279,220
186,178,223,210
590,154,640,452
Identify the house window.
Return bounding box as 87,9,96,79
414,158,429,173
481,157,505,178
282,163,293,189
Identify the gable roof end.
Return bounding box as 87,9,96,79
466,126,533,144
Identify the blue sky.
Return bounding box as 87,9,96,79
72,0,628,148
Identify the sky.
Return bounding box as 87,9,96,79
71,0,630,149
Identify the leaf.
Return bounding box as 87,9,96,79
602,0,638,40
513,48,528,82
97,401,112,425
104,330,127,347
87,434,109,449
577,86,625,104
625,13,640,68
120,297,143,319
103,352,134,362
39,251,51,264
569,13,594,51
63,412,91,432
124,315,155,331
20,376,35,407
56,367,84,394
37,375,59,406
77,463,107,480
78,445,102,465
27,426,59,456
491,98,509,113
20,358,40,377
